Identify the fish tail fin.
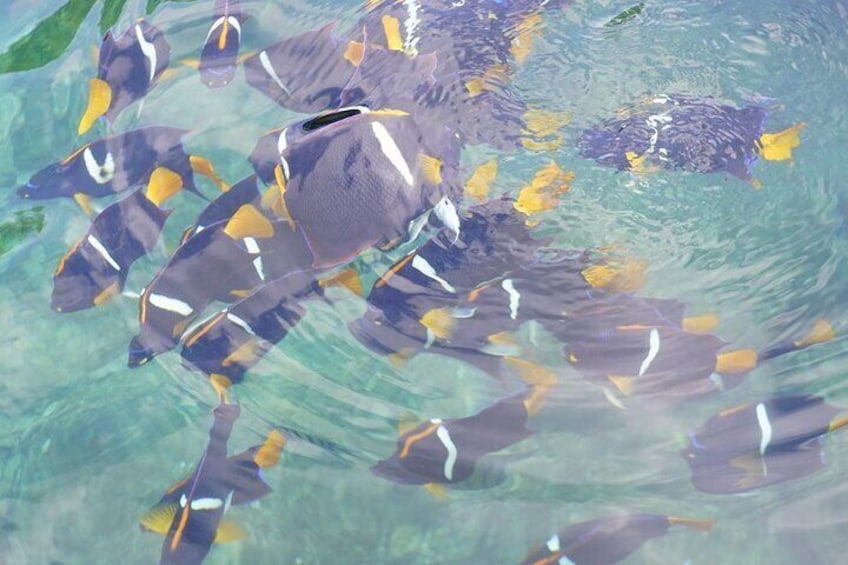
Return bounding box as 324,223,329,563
667,516,714,532
78,78,112,135
715,349,758,374
145,167,184,207
190,155,230,192
513,161,573,221
758,319,835,362
757,122,805,161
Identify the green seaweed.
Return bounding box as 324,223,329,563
0,0,98,73
605,3,645,27
0,207,46,257
98,0,130,34
146,0,197,15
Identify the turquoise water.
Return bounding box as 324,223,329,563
0,1,847,563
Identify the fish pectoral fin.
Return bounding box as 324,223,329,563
424,483,450,500
73,193,95,217
253,429,287,468
513,161,573,218
214,519,248,544
757,122,805,161
608,374,636,396
318,268,364,297
190,155,229,192
145,167,184,207
420,307,457,341
180,58,201,69
417,153,444,185
78,78,112,135
139,502,178,535
464,159,498,202
224,204,275,239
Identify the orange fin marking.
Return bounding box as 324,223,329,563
399,423,440,459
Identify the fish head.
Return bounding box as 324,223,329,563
18,159,82,200
51,259,108,313
370,454,430,485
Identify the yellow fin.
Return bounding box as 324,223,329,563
344,40,365,66
608,375,636,396
715,349,758,374
424,483,449,500
222,340,261,368
420,307,456,340
581,259,648,292
370,108,410,118
503,356,558,387
417,153,443,185
388,347,415,369
214,519,248,544
319,268,364,296
397,414,421,436
209,373,233,404
78,78,112,135
93,281,121,306
190,155,229,192
510,13,543,64
180,58,200,69
73,193,95,217
465,77,486,98
140,502,178,535
794,319,834,348
682,313,719,334
521,135,563,152
625,151,650,172
523,108,571,138
758,122,805,162
381,15,404,51
464,160,498,202
254,429,287,468
224,204,275,240
828,414,848,433
514,161,573,218
145,167,184,207
667,516,715,532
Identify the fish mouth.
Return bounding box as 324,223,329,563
370,457,429,485
127,336,156,368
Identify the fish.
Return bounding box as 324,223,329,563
79,20,170,134
577,95,804,181
140,402,286,565
371,388,550,494
180,175,262,244
248,106,461,266
682,394,848,494
128,205,318,367
195,0,246,88
520,513,713,565
17,126,215,214
52,166,185,313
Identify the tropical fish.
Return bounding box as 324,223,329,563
128,206,317,367
140,402,286,565
577,95,804,181
520,513,713,565
17,126,215,215
682,394,848,494
79,20,170,134
180,175,262,244
195,0,246,88
372,383,555,495
52,166,185,313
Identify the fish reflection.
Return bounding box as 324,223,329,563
521,513,713,565
79,20,170,134
16,126,219,215
140,399,285,565
578,95,804,183
683,394,848,494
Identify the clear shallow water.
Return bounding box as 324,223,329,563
0,1,847,564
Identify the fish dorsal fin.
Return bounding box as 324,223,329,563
145,167,184,207
758,122,805,161
514,161,573,219
214,519,248,544
319,268,364,297
78,78,112,135
417,153,443,185
464,160,498,202
420,307,456,341
253,430,287,468
139,502,178,535
224,204,275,239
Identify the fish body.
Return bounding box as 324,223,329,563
128,210,317,367
198,0,246,88
683,395,843,494
79,20,170,133
17,126,198,201
521,513,710,565
371,391,533,486
578,95,769,179
52,188,170,312
181,175,262,244
140,403,284,564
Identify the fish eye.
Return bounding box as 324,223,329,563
301,106,369,132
